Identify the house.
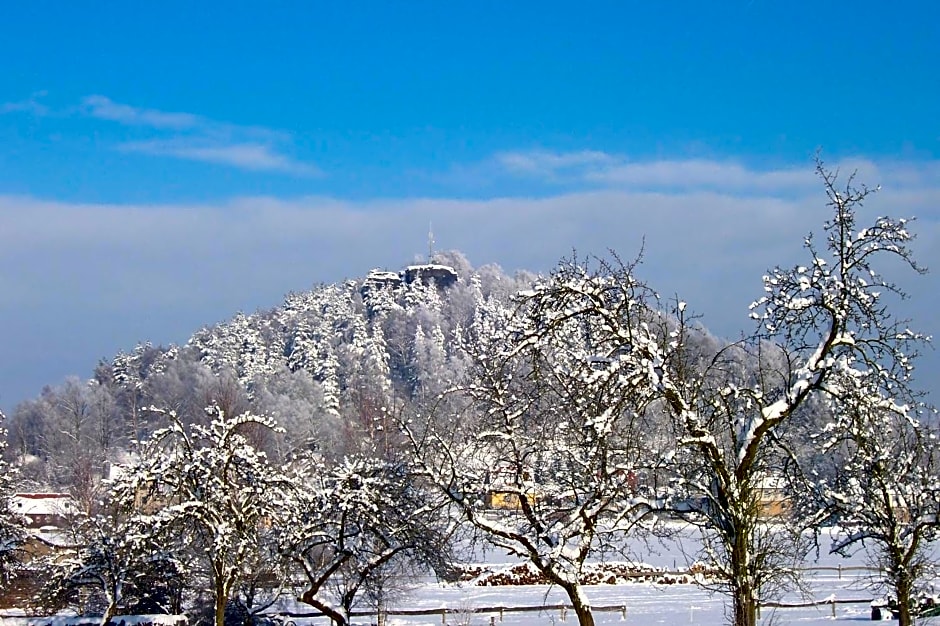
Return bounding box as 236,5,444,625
755,474,790,518
485,489,543,510
12,493,76,529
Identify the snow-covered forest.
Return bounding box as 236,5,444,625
7,249,532,488
1,166,938,626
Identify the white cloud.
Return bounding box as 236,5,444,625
588,159,814,192
497,150,618,177
492,150,901,195
0,91,50,116
82,95,200,130
77,95,318,176
119,140,322,177
2,159,936,318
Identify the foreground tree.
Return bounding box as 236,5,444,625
0,410,25,590
661,326,814,624
403,256,667,626
41,508,182,625
283,455,453,626
401,160,926,626
658,162,926,626
801,385,939,626
113,406,293,626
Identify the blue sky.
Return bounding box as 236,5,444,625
1,2,939,412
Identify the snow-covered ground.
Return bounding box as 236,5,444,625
335,526,939,626
371,568,884,626
4,527,936,626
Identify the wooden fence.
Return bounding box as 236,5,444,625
5,566,884,625
273,566,887,624
277,598,877,625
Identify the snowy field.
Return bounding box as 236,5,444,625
320,526,940,626
4,527,937,626
1,574,929,626
370,571,886,626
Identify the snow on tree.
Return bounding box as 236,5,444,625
252,366,340,459
338,315,398,456
800,388,940,626
40,506,183,625
411,323,448,397
0,410,25,591
282,285,358,418
188,310,284,395
282,455,454,626
402,254,667,626
111,406,293,626
656,160,928,626
775,164,929,626
108,343,177,444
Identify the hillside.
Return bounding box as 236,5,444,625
4,251,542,494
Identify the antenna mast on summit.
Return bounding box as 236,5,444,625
428,221,435,262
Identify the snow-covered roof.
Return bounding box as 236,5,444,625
12,493,75,517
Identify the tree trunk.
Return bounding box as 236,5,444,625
99,581,121,626
215,596,226,626
100,601,117,626
730,525,758,626
215,578,228,626
731,585,757,626
300,591,349,626
895,574,914,626
558,581,595,626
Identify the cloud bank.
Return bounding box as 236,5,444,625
1,155,937,412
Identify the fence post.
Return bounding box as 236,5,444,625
499,608,504,622
490,616,496,626
838,564,842,580
561,605,567,622
441,609,446,626
831,599,836,618
621,605,627,620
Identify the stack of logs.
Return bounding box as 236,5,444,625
456,561,717,586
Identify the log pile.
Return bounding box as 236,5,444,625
455,561,718,586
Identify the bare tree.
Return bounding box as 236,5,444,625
403,255,666,626
113,406,293,626
283,455,453,626
657,160,926,626
0,410,25,591
660,329,813,624
799,384,939,626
